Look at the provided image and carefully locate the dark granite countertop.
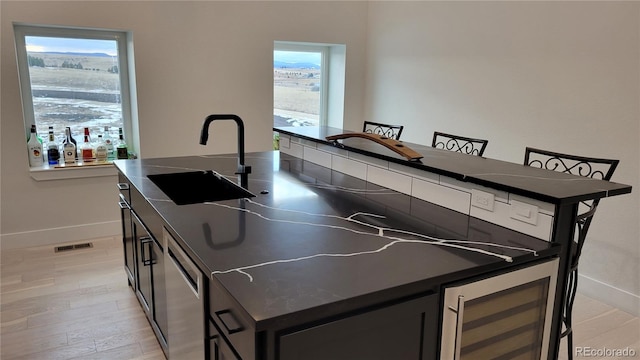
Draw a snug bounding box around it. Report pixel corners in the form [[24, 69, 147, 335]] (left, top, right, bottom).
[[115, 152, 558, 331], [274, 126, 632, 205]]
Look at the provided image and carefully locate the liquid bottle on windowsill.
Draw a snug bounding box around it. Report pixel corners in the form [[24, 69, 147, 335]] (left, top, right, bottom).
[[27, 125, 44, 167], [103, 126, 115, 161], [95, 135, 108, 162], [63, 126, 78, 160], [63, 127, 77, 165], [46, 129, 60, 166], [116, 127, 128, 159], [81, 128, 94, 163]]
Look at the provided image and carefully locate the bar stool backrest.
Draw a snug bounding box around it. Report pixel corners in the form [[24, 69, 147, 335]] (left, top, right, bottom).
[[363, 121, 404, 140], [432, 131, 489, 156]]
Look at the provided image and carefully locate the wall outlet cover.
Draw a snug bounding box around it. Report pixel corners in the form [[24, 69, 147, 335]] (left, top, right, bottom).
[[471, 189, 495, 211], [510, 200, 539, 225]]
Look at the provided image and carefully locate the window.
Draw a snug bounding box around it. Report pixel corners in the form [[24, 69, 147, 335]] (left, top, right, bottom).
[[14, 24, 136, 169], [274, 41, 346, 128]]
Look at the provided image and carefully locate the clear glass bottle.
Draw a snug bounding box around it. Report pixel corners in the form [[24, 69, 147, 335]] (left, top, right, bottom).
[[46, 129, 60, 165], [103, 126, 115, 161], [116, 127, 129, 159], [27, 126, 44, 167], [63, 127, 77, 165], [95, 134, 108, 162]]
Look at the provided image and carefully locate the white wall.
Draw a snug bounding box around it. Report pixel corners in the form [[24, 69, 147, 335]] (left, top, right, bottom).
[[0, 1, 368, 246], [364, 1, 640, 315], [2, 0, 638, 315]]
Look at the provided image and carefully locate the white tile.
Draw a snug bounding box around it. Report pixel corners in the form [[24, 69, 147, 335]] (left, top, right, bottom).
[[301, 139, 317, 148], [280, 142, 303, 159], [367, 165, 412, 195], [332, 155, 367, 180], [279, 135, 291, 149], [349, 152, 389, 169], [412, 178, 471, 215], [470, 201, 554, 241], [303, 146, 332, 168], [440, 176, 509, 203], [318, 143, 348, 156], [389, 162, 439, 184]]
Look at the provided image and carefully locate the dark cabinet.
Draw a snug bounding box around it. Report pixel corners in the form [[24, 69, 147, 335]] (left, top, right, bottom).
[[133, 211, 153, 314], [279, 293, 438, 360], [117, 173, 168, 355], [119, 194, 135, 287], [209, 316, 240, 360]]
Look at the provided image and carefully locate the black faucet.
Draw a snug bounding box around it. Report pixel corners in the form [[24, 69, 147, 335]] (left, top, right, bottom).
[[199, 114, 252, 189]]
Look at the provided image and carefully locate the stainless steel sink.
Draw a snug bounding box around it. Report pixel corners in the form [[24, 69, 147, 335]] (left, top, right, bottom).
[[147, 170, 255, 205]]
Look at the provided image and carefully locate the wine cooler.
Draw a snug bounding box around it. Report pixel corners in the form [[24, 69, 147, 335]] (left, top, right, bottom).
[[440, 258, 559, 360]]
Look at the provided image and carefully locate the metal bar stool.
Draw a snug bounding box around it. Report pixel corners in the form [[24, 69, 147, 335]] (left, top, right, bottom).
[[524, 147, 619, 360], [432, 131, 489, 156], [363, 121, 404, 140]]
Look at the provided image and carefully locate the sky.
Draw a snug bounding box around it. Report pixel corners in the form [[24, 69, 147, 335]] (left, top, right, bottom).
[[25, 36, 118, 56], [274, 50, 320, 65], [25, 37, 319, 64]]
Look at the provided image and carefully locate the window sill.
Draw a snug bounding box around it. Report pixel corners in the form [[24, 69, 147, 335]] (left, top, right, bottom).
[[29, 162, 117, 181]]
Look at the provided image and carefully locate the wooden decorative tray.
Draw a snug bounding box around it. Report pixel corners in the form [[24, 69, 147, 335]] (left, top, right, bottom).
[[325, 132, 423, 161]]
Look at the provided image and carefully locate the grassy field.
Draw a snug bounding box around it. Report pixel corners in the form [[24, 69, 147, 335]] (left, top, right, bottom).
[[274, 67, 320, 125], [28, 52, 120, 92], [26, 52, 123, 138], [26, 52, 320, 136]]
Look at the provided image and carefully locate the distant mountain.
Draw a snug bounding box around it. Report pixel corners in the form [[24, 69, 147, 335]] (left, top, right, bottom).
[[274, 60, 320, 69], [30, 51, 115, 58]]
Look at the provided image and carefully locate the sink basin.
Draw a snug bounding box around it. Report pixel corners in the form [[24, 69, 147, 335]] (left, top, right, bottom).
[[147, 170, 255, 205]]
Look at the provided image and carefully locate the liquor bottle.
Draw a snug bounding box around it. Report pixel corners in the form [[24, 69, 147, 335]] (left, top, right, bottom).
[[27, 126, 44, 167], [63, 127, 77, 165], [46, 129, 60, 165], [81, 129, 94, 163], [103, 126, 115, 161], [83, 127, 92, 143], [95, 134, 108, 162], [27, 124, 43, 144], [116, 128, 129, 160], [63, 126, 78, 159]]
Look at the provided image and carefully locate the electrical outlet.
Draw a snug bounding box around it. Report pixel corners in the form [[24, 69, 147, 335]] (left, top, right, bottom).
[[471, 189, 495, 211], [510, 200, 539, 225]]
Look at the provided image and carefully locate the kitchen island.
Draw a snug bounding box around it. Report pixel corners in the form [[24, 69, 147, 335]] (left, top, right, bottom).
[[273, 125, 633, 360], [115, 150, 571, 359]]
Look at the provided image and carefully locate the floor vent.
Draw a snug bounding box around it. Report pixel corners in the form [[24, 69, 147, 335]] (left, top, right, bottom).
[[55, 242, 94, 253]]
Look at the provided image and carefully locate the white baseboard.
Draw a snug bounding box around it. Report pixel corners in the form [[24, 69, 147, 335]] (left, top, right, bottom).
[[0, 221, 121, 250], [579, 273, 640, 317]]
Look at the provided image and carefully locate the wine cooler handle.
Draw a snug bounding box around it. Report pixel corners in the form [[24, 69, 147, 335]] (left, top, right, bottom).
[[454, 295, 465, 360], [140, 237, 152, 266]]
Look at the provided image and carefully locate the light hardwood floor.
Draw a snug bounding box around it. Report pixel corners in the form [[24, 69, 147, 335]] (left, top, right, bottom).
[[1, 236, 164, 360], [1, 236, 638, 360]]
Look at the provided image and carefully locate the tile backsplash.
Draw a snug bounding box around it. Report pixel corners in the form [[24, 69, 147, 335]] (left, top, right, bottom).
[[279, 133, 554, 241]]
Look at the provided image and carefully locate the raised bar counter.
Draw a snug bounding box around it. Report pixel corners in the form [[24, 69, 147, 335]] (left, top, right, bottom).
[[274, 125, 631, 204]]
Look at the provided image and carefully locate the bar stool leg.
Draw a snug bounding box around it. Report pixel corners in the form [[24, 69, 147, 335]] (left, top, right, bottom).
[[562, 268, 579, 360]]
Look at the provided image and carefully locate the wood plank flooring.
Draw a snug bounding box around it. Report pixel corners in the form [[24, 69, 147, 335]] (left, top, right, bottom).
[[1, 236, 164, 360], [1, 236, 638, 359]]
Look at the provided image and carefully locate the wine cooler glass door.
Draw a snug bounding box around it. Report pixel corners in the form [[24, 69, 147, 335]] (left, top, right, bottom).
[[440, 258, 559, 360]]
